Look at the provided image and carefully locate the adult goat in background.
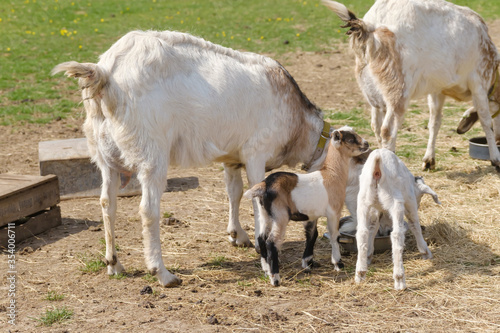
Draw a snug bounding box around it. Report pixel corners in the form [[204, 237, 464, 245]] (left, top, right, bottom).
[[52, 30, 332, 287], [322, 0, 500, 171]]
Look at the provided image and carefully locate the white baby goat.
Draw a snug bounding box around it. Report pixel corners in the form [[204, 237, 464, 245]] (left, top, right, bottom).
[[323, 0, 500, 171], [52, 30, 332, 287], [355, 148, 441, 290], [245, 126, 369, 286]]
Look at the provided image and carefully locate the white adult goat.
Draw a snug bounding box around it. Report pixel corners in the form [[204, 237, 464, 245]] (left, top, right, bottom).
[[323, 0, 500, 171], [52, 30, 332, 287]]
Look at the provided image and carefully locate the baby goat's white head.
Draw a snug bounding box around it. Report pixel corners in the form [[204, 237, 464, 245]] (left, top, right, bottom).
[[331, 126, 370, 156], [414, 176, 441, 207]]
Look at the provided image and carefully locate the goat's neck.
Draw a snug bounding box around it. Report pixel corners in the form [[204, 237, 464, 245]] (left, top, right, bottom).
[[320, 147, 351, 213]]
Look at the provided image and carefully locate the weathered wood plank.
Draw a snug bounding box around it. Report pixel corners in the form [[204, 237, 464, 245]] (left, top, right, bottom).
[[0, 206, 62, 247], [0, 174, 60, 227]]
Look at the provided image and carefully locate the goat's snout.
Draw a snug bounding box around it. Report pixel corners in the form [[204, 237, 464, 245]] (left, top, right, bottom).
[[361, 140, 370, 152]]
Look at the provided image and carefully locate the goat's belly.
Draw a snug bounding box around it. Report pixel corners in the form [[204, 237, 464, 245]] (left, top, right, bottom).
[[291, 173, 329, 220], [441, 86, 472, 102]]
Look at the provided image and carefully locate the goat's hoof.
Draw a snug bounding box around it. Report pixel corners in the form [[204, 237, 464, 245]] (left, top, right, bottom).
[[355, 271, 366, 284], [159, 275, 182, 288], [302, 256, 314, 272], [270, 274, 281, 286], [228, 232, 253, 248], [333, 260, 344, 271], [421, 249, 433, 260], [107, 261, 125, 275], [394, 277, 406, 291], [422, 159, 435, 171]]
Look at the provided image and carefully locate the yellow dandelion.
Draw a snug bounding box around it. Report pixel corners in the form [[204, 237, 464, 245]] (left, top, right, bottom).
[[25, 30, 31, 34], [247, 37, 251, 41], [268, 18, 271, 22], [7, 47, 11, 51], [216, 33, 219, 37], [49, 19, 53, 23], [231, 36, 234, 39], [296, 33, 300, 37], [100, 18, 104, 22], [32, 32, 35, 35], [153, 0, 157, 2], [285, 18, 290, 22], [177, 11, 180, 15], [95, 28, 99, 32], [303, 1, 307, 5], [51, 31, 55, 35], [337, 29, 341, 33], [222, 31, 226, 37], [73, 19, 77, 23], [126, 7, 130, 10], [55, 0, 58, 2], [276, 17, 282, 21], [11, 9, 15, 13], [260, 36, 264, 40], [79, 45, 82, 49], [0, 18, 2, 23], [73, 30, 77, 34], [71, 2, 74, 5], [291, 17, 294, 21], [197, 17, 201, 21], [180, 20, 184, 24]]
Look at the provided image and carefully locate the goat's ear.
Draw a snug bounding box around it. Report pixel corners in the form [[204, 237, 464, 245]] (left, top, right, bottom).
[[416, 182, 441, 205], [332, 130, 342, 142]]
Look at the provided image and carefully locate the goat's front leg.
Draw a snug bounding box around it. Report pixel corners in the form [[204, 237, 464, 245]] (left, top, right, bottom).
[[326, 210, 343, 271], [405, 203, 432, 259], [100, 166, 125, 275], [302, 220, 318, 271], [138, 167, 181, 287], [366, 209, 381, 266], [389, 202, 406, 291], [423, 93, 445, 170], [223, 164, 252, 248], [245, 158, 266, 253]]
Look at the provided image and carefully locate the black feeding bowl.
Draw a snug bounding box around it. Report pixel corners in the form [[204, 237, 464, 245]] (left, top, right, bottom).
[[469, 137, 500, 160]]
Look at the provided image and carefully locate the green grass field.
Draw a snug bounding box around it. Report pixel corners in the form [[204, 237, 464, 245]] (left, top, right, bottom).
[[0, 0, 498, 125]]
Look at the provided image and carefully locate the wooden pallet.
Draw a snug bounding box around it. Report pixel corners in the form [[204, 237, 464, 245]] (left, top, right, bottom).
[[0, 174, 60, 227], [0, 206, 61, 247], [0, 174, 61, 246]]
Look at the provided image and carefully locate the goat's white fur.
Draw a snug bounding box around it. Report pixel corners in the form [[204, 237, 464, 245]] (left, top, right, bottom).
[[323, 0, 500, 171], [355, 148, 441, 290], [52, 30, 329, 287]]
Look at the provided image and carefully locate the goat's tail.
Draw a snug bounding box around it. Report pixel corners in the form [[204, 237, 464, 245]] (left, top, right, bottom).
[[372, 154, 382, 185], [52, 61, 107, 100], [322, 0, 370, 41], [243, 182, 266, 200]]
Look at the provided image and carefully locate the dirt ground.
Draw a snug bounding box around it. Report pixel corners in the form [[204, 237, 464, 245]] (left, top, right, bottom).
[[1, 21, 500, 333]]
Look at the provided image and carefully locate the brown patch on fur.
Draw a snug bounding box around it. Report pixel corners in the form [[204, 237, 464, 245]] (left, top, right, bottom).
[[265, 64, 323, 167], [369, 28, 405, 114], [381, 126, 391, 143], [441, 86, 473, 102]]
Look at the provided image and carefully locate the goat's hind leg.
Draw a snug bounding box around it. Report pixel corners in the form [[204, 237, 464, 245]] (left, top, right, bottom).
[[302, 219, 318, 272], [471, 81, 500, 171], [138, 167, 181, 287], [224, 164, 252, 248], [100, 167, 125, 275], [423, 93, 445, 170], [389, 202, 406, 291]]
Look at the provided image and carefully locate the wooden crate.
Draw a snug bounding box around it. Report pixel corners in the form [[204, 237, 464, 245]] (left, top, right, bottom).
[[0, 174, 60, 227], [0, 206, 62, 247]]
